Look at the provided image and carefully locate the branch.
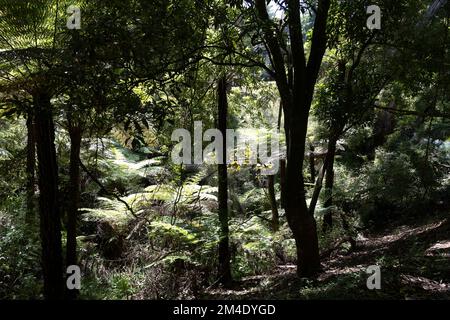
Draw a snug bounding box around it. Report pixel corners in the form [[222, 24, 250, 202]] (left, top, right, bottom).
[[287, 0, 307, 94], [375, 105, 450, 119], [254, 0, 291, 105], [306, 0, 331, 96], [199, 55, 271, 73], [347, 34, 376, 82]]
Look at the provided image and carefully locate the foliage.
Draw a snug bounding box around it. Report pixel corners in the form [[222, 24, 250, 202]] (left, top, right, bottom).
[[0, 197, 41, 299], [0, 0, 449, 300]]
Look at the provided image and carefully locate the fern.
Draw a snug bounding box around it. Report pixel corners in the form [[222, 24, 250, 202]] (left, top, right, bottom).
[[82, 197, 132, 230]]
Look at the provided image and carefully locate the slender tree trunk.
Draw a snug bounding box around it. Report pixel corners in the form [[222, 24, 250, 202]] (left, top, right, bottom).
[[277, 102, 286, 215], [323, 137, 337, 232], [277, 102, 287, 212], [217, 76, 232, 286], [309, 143, 315, 183], [66, 124, 81, 298], [25, 111, 36, 225], [34, 92, 64, 300], [267, 175, 279, 232], [309, 158, 327, 216], [279, 159, 286, 209]]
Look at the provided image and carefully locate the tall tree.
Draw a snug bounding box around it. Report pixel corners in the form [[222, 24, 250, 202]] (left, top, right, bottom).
[[34, 89, 64, 299], [217, 76, 232, 285], [252, 0, 331, 276], [0, 0, 71, 298]]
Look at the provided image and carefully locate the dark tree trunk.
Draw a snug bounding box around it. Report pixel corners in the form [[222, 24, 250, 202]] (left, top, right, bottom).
[[25, 111, 36, 225], [285, 121, 321, 277], [34, 92, 64, 300], [217, 76, 232, 286], [323, 137, 337, 232], [268, 175, 279, 232], [66, 124, 81, 299]]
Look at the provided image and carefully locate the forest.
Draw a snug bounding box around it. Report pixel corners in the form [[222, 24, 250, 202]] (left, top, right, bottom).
[[0, 0, 449, 301]]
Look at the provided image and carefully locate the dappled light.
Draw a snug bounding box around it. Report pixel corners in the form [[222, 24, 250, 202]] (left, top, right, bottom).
[[0, 0, 449, 304]]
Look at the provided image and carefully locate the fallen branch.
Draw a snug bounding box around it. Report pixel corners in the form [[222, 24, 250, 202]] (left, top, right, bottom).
[[320, 236, 356, 259]]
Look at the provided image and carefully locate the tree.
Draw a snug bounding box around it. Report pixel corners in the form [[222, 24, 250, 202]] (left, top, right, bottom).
[[217, 75, 232, 285], [250, 0, 331, 276], [0, 0, 72, 298], [34, 89, 64, 298]]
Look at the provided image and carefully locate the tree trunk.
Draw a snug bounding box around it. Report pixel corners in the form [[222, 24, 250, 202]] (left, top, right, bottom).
[[66, 124, 81, 299], [267, 175, 279, 232], [309, 158, 327, 216], [309, 143, 315, 183], [323, 137, 337, 232], [25, 111, 36, 225], [279, 158, 286, 209], [217, 76, 232, 286], [286, 187, 321, 277], [285, 122, 320, 277], [34, 92, 64, 300]]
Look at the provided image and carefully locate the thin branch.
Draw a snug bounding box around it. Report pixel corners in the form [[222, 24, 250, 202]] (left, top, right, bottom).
[[374, 105, 450, 119]]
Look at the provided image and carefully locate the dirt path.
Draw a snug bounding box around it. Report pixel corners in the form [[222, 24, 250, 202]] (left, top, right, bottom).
[[203, 216, 450, 300]]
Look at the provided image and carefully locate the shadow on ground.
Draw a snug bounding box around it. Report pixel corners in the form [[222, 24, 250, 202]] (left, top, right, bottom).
[[202, 213, 450, 300]]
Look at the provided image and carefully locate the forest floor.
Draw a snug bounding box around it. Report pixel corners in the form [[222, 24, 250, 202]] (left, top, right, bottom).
[[203, 213, 450, 300]]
